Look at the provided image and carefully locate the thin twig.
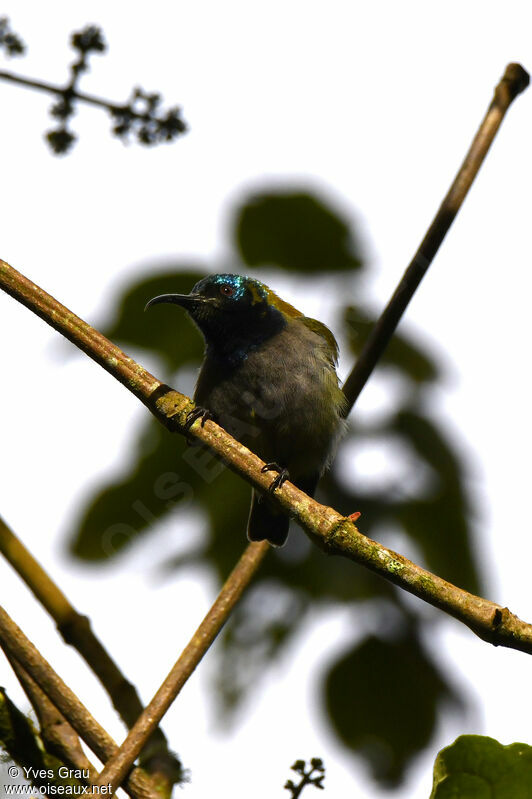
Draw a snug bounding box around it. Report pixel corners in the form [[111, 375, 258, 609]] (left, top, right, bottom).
[[341, 63, 529, 412], [285, 758, 326, 798], [3, 648, 99, 780], [0, 37, 186, 155], [94, 540, 269, 793], [0, 606, 160, 799], [0, 515, 182, 793], [0, 69, 170, 124], [0, 70, 125, 111]]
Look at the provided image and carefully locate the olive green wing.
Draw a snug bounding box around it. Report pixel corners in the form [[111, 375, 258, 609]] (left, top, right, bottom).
[[300, 316, 340, 365]]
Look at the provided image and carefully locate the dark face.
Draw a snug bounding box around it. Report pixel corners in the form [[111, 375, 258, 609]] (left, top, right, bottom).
[[190, 274, 267, 311], [146, 274, 284, 353]]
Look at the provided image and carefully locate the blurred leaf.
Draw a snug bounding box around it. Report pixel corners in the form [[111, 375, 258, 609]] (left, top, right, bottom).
[[325, 631, 463, 787], [215, 582, 308, 713], [321, 452, 407, 534], [70, 418, 250, 563], [430, 735, 532, 799], [102, 266, 206, 371], [234, 191, 364, 272], [393, 410, 480, 595], [321, 411, 481, 596], [398, 497, 478, 594], [395, 410, 465, 481], [214, 554, 396, 720], [72, 412, 273, 570], [345, 305, 440, 384]]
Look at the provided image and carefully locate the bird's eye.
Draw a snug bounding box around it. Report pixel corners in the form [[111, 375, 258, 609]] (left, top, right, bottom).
[[219, 284, 235, 297]]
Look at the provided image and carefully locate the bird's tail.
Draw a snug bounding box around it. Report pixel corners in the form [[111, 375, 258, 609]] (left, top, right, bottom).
[[247, 490, 290, 547]]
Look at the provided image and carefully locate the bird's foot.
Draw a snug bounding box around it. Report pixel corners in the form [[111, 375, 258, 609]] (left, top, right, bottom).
[[184, 406, 214, 431], [261, 462, 290, 493], [347, 511, 361, 522]]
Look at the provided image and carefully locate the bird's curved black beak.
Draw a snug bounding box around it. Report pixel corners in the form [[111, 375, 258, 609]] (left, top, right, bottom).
[[144, 293, 214, 312]]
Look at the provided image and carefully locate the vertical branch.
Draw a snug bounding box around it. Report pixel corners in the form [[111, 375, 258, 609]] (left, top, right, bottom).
[[342, 63, 529, 412], [95, 541, 269, 794]]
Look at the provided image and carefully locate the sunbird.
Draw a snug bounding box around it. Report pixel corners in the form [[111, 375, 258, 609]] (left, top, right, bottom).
[[146, 274, 346, 546]]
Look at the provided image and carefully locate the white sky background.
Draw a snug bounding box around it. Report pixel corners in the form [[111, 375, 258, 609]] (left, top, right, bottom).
[[0, 1, 531, 797]]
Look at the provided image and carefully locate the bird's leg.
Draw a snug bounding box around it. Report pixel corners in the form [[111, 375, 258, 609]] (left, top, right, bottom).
[[261, 462, 290, 493], [184, 406, 214, 431]]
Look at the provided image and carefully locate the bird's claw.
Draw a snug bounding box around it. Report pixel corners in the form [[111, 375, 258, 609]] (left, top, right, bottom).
[[261, 462, 290, 493], [184, 406, 213, 431]]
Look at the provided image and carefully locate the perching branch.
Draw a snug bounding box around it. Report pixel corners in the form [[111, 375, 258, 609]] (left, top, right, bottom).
[[94, 540, 269, 794], [342, 62, 529, 412], [0, 515, 183, 794], [2, 247, 532, 655], [0, 606, 160, 799]]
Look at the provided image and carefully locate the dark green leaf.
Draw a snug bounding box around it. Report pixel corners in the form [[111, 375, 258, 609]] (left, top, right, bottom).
[[71, 419, 213, 560], [215, 581, 308, 712], [345, 305, 440, 383], [325, 632, 463, 787], [392, 410, 481, 594], [430, 735, 532, 799], [234, 191, 364, 273], [102, 267, 207, 371]]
